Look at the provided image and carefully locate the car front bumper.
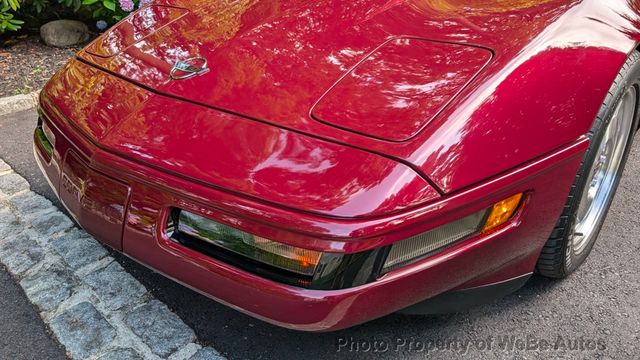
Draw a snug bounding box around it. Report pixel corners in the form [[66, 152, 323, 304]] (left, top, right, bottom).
[[34, 91, 588, 331]]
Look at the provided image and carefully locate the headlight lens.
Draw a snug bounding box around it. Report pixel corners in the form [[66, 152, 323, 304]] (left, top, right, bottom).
[[173, 210, 322, 276], [168, 193, 524, 285], [42, 121, 56, 149], [35, 116, 55, 158]]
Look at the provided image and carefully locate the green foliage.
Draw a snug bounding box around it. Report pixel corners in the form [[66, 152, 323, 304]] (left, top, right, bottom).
[[28, 0, 47, 14], [82, 0, 139, 24], [2, 0, 142, 34], [1, 0, 20, 11], [1, 0, 24, 33]]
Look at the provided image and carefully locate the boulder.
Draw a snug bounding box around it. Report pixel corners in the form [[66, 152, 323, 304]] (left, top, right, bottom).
[[40, 20, 90, 48]]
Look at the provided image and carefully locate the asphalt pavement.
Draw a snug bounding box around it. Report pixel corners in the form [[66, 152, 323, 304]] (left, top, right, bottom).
[[0, 264, 67, 360], [1, 108, 639, 359], [0, 109, 68, 360]]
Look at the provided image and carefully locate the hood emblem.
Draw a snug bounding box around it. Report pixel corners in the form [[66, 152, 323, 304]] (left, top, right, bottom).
[[169, 56, 209, 80]]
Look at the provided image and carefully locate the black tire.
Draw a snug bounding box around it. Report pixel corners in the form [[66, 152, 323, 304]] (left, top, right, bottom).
[[536, 51, 640, 278]]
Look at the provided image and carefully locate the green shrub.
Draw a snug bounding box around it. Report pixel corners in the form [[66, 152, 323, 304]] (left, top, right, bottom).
[[82, 0, 142, 25], [2, 0, 145, 34], [1, 0, 24, 33]]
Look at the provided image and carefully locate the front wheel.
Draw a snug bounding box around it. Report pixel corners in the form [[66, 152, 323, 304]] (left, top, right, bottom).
[[536, 51, 640, 278]]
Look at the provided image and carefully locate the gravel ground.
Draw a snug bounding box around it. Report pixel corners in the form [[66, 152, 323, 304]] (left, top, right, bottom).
[[0, 35, 80, 98]]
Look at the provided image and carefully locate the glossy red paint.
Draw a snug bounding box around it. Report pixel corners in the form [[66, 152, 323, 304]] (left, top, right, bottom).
[[311, 38, 493, 141], [42, 59, 440, 219], [59, 152, 130, 250], [85, 5, 188, 58], [77, 0, 640, 193], [34, 0, 640, 330]]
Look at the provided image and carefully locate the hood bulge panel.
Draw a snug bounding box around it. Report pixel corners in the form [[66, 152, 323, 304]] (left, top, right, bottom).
[[311, 38, 492, 141]]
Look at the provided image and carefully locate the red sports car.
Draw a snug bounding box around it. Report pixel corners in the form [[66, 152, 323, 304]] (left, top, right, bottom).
[[34, 0, 640, 331]]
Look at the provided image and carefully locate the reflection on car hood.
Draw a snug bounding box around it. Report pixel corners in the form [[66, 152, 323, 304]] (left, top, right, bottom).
[[42, 59, 441, 219], [75, 0, 617, 195]]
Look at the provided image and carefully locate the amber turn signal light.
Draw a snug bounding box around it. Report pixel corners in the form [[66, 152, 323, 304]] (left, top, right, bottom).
[[482, 193, 524, 233]]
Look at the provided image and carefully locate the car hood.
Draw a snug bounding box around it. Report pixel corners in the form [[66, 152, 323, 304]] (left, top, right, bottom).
[[77, 0, 501, 140], [74, 0, 615, 195], [42, 59, 440, 219]]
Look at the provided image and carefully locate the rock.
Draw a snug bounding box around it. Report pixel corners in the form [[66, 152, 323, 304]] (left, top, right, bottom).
[[40, 20, 90, 48], [190, 347, 226, 360], [51, 229, 109, 270], [20, 263, 75, 312], [84, 261, 147, 311], [0, 207, 22, 243], [0, 233, 44, 277], [0, 172, 30, 197], [50, 302, 116, 359], [0, 159, 10, 173], [96, 348, 143, 360], [7, 191, 56, 219], [30, 211, 74, 237], [126, 300, 196, 357], [0, 91, 40, 117]]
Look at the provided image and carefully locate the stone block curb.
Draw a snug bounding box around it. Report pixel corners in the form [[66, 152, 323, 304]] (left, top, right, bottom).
[[0, 160, 226, 360], [0, 90, 40, 117]]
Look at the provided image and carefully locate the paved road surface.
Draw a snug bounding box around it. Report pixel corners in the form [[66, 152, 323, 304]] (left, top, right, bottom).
[[1, 108, 639, 359], [0, 110, 67, 360], [0, 264, 67, 360]]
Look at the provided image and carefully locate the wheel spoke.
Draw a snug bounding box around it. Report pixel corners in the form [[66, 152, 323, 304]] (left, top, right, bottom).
[[572, 87, 636, 255]]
